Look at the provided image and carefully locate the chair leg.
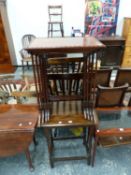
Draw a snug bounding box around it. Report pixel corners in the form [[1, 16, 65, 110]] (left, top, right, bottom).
[[60, 23, 64, 37], [33, 133, 38, 146], [83, 127, 86, 145], [48, 23, 50, 37], [44, 128, 54, 168], [22, 60, 24, 75], [25, 148, 34, 171], [51, 23, 53, 37], [91, 135, 98, 167], [27, 61, 29, 70], [86, 126, 95, 165]]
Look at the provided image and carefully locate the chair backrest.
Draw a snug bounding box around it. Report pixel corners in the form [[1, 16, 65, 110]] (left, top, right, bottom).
[[95, 83, 128, 107], [114, 68, 131, 87], [48, 5, 63, 22], [94, 69, 112, 87], [20, 34, 36, 59], [0, 80, 25, 95], [47, 57, 84, 102], [22, 34, 36, 48]]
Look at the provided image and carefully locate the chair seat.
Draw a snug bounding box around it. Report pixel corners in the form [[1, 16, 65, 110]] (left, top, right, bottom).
[[48, 21, 63, 24], [44, 114, 94, 128], [42, 101, 95, 127], [22, 57, 32, 62], [11, 91, 36, 97]]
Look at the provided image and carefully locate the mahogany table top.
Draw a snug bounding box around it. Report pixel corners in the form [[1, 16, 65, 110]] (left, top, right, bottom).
[[26, 36, 105, 54], [0, 104, 39, 131]]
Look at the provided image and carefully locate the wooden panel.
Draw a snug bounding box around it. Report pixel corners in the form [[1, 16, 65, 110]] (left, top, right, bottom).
[[122, 17, 131, 39], [124, 46, 131, 54], [122, 58, 131, 67], [122, 18, 131, 68], [126, 34, 131, 45], [98, 36, 125, 67], [0, 11, 14, 73]]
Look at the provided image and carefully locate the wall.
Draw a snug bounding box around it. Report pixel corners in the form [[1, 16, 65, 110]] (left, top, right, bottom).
[[116, 0, 131, 35], [7, 0, 85, 65], [6, 0, 131, 65]]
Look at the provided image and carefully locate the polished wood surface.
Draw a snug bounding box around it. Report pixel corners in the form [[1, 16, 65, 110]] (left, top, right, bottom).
[[91, 106, 131, 166], [122, 17, 131, 67], [27, 36, 105, 54], [95, 107, 131, 137], [0, 104, 38, 131], [43, 101, 97, 128]]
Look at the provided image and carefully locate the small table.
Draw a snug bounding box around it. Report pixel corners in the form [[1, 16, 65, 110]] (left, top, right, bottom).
[[0, 104, 39, 170], [96, 107, 131, 147]]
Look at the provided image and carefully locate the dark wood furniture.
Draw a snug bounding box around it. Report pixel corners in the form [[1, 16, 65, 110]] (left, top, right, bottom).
[[26, 36, 105, 167], [98, 36, 125, 67], [92, 107, 131, 165], [94, 69, 112, 87], [95, 84, 128, 107], [91, 84, 129, 166], [122, 17, 131, 67], [0, 104, 39, 170]]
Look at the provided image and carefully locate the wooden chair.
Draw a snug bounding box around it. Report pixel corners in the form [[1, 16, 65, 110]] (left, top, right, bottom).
[[91, 83, 129, 166], [48, 5, 64, 37], [40, 57, 97, 167], [95, 84, 128, 107], [95, 69, 112, 87], [20, 34, 36, 74], [114, 68, 131, 92]]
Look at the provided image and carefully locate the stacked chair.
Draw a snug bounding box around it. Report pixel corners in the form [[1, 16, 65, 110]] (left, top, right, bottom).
[[39, 56, 97, 167]]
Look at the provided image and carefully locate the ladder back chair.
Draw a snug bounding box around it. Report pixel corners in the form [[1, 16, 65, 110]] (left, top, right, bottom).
[[91, 83, 129, 166], [48, 5, 64, 37], [25, 36, 105, 168], [38, 57, 97, 167]]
